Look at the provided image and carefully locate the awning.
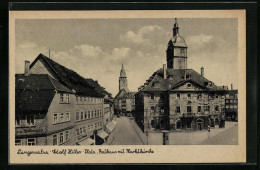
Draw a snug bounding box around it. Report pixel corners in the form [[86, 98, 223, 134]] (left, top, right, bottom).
[[97, 131, 109, 139], [77, 138, 95, 145], [106, 121, 116, 133]]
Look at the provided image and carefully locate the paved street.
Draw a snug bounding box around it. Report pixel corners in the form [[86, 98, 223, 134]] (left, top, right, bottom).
[[200, 124, 238, 145], [110, 116, 143, 145]]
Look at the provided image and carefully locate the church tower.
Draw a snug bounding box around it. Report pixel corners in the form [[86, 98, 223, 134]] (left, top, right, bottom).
[[119, 62, 129, 92], [166, 18, 188, 69]]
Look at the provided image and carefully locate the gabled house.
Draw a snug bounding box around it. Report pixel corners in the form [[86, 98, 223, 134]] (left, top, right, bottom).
[[16, 53, 112, 145], [15, 67, 75, 145]]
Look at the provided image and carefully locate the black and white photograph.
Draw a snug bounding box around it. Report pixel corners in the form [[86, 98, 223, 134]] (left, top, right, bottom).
[[9, 10, 246, 163]]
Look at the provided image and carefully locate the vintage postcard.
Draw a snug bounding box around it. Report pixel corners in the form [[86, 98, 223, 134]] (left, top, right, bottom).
[[9, 10, 246, 163]]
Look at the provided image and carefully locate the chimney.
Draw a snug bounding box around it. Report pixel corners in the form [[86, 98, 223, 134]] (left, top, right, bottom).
[[163, 64, 166, 79], [201, 66, 204, 77], [24, 60, 30, 76], [231, 83, 233, 90]]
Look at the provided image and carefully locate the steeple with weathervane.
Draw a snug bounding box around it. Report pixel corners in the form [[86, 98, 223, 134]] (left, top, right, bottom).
[[166, 18, 188, 69]]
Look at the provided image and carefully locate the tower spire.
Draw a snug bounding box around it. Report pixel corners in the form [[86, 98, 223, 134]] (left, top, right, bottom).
[[173, 18, 179, 36]]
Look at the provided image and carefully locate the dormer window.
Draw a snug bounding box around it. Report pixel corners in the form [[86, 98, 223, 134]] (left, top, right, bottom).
[[152, 81, 160, 88], [168, 75, 174, 80], [186, 74, 191, 79]]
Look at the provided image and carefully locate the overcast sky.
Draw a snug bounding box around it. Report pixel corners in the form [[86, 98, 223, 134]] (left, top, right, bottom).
[[15, 18, 238, 97]]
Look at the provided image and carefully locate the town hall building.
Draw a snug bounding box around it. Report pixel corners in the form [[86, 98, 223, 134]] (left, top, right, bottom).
[[135, 19, 232, 134]]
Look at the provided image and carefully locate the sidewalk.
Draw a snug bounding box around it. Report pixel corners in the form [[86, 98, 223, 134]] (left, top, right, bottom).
[[130, 118, 238, 145], [168, 121, 238, 145]]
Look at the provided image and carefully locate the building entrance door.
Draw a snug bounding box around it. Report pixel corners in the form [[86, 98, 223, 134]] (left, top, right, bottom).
[[197, 123, 202, 130]]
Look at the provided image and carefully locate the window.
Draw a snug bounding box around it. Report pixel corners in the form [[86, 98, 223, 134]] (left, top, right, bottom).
[[150, 107, 155, 114], [80, 97, 83, 103], [76, 112, 79, 121], [53, 113, 58, 124], [88, 111, 90, 119], [198, 106, 201, 112], [177, 94, 180, 99], [80, 128, 83, 134], [197, 94, 202, 100], [53, 134, 57, 145], [83, 127, 86, 134], [91, 111, 94, 118], [180, 48, 185, 54], [84, 97, 86, 103], [84, 112, 87, 120], [60, 113, 64, 122], [230, 105, 234, 109], [151, 94, 154, 99], [27, 138, 36, 145], [65, 131, 69, 141], [60, 132, 64, 143], [60, 93, 64, 103], [95, 110, 97, 117], [15, 117, 21, 127], [160, 107, 164, 114], [204, 105, 210, 111], [100, 110, 102, 116], [226, 99, 229, 104], [234, 100, 237, 104], [230, 100, 234, 103], [187, 94, 191, 99], [215, 105, 219, 111], [81, 112, 84, 120], [66, 94, 70, 103], [187, 106, 192, 113], [26, 116, 35, 126], [176, 107, 180, 114], [226, 105, 230, 109], [66, 113, 70, 121], [15, 139, 22, 145], [187, 83, 192, 87], [76, 129, 79, 135]]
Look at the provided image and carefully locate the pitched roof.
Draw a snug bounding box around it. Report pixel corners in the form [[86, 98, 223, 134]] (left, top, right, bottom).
[[16, 90, 55, 113], [16, 74, 73, 93], [15, 74, 73, 113], [85, 79, 112, 97], [141, 68, 225, 92], [30, 54, 104, 97]]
